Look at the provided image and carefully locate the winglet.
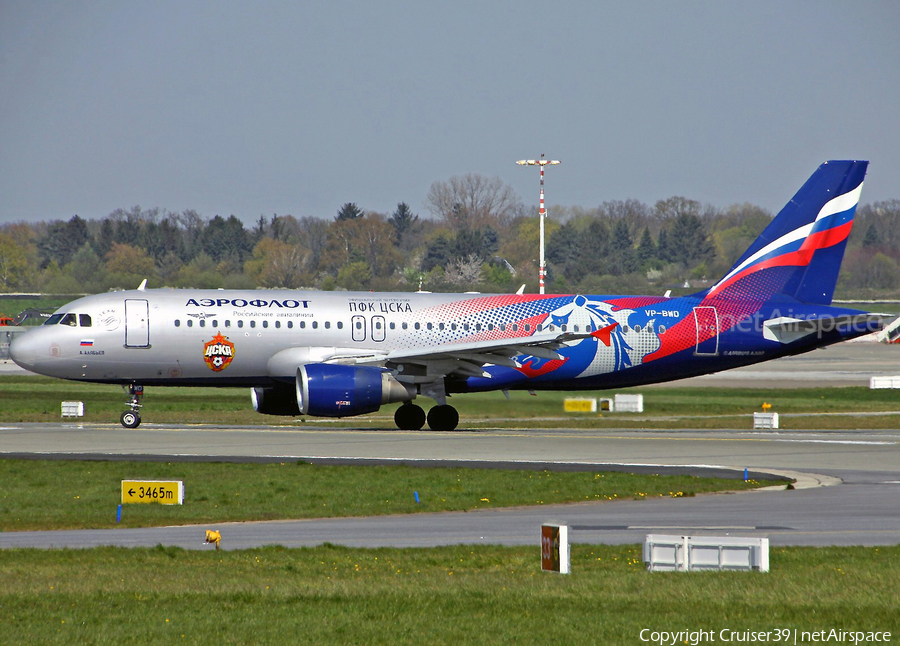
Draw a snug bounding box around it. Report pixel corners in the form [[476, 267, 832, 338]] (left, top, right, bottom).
[[137, 279, 148, 291]]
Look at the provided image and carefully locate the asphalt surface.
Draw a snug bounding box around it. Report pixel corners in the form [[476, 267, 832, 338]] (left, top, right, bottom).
[[1, 424, 898, 549], [1, 340, 899, 550]]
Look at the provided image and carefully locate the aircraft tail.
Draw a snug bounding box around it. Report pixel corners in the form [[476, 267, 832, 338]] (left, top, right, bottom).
[[705, 160, 867, 305]]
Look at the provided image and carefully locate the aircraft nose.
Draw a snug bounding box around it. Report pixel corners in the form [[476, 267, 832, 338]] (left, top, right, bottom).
[[9, 331, 37, 371]]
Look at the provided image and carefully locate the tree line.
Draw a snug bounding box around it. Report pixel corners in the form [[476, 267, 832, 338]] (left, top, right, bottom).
[[0, 175, 898, 297]]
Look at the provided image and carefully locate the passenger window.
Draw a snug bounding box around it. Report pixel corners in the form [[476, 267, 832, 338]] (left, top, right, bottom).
[[525, 325, 531, 332], [389, 322, 395, 330], [338, 321, 344, 330], [275, 321, 281, 329], [262, 320, 269, 328], [174, 319, 181, 327], [237, 320, 244, 328], [427, 323, 433, 331], [79, 314, 92, 327], [61, 314, 77, 327], [212, 319, 218, 327], [200, 320, 206, 327], [187, 319, 193, 327], [488, 324, 494, 331], [500, 324, 506, 332], [402, 322, 408, 330], [659, 325, 666, 334], [312, 321, 318, 329], [225, 320, 231, 327], [324, 321, 331, 329], [438, 323, 444, 331], [300, 321, 305, 329], [288, 321, 293, 329], [414, 323, 420, 330]]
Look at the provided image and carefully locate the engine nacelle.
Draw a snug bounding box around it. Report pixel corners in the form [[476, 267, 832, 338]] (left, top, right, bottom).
[[251, 385, 301, 416], [296, 363, 414, 417]]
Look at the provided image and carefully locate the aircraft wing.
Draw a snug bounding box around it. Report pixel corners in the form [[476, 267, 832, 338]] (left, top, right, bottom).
[[317, 325, 620, 380], [762, 313, 894, 344]]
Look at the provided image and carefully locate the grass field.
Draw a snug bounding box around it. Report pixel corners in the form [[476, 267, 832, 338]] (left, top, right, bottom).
[[4, 375, 900, 429], [0, 459, 773, 531], [0, 544, 896, 644]]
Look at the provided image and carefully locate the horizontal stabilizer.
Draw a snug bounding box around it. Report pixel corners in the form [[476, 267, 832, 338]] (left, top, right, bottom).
[[762, 314, 894, 344]]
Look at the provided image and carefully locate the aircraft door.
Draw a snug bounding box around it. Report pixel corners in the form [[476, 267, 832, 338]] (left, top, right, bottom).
[[351, 315, 366, 342], [372, 315, 386, 342], [125, 299, 150, 348], [692, 306, 718, 355]]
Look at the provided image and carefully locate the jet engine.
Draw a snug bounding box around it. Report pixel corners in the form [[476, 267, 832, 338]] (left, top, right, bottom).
[[296, 363, 414, 417], [251, 385, 301, 416]]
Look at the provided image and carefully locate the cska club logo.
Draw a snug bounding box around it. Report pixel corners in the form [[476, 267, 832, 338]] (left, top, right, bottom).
[[203, 332, 235, 371]]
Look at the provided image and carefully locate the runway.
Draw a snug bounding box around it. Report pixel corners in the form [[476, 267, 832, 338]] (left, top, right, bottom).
[[3, 339, 900, 549], [1, 423, 899, 549]]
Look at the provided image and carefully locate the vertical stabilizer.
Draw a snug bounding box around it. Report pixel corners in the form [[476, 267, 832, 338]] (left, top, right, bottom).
[[705, 160, 867, 305]]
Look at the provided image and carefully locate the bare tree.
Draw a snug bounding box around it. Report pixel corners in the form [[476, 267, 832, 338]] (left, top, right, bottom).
[[426, 174, 521, 231]]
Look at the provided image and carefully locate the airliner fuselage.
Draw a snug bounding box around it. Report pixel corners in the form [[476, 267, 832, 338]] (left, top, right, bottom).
[[9, 161, 886, 431]]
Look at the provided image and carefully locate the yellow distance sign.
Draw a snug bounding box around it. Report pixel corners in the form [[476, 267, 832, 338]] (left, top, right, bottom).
[[121, 480, 184, 505], [563, 397, 597, 413]]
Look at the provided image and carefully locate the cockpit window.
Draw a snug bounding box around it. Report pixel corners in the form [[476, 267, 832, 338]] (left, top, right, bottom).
[[45, 314, 64, 326], [60, 314, 77, 327], [79, 314, 92, 327]]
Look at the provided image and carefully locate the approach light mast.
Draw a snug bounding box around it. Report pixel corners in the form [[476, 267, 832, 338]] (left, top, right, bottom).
[[516, 155, 560, 295]]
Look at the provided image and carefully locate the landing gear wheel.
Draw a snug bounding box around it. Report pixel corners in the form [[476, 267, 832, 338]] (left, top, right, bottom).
[[426, 404, 459, 432], [120, 410, 141, 429], [394, 403, 426, 430]]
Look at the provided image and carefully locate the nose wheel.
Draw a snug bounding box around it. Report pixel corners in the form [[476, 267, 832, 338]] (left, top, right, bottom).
[[120, 410, 141, 429], [121, 385, 143, 428]]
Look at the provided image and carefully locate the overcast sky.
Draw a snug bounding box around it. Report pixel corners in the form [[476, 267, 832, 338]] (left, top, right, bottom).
[[1, 1, 898, 225]]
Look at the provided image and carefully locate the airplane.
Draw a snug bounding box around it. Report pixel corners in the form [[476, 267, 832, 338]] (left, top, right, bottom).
[[10, 160, 890, 431]]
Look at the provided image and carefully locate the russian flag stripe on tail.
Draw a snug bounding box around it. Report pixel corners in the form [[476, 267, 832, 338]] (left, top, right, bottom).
[[705, 160, 867, 305]]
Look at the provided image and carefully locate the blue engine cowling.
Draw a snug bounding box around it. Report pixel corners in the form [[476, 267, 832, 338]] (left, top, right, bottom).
[[296, 363, 415, 417]]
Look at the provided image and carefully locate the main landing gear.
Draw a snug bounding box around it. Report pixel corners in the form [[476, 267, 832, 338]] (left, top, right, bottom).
[[120, 384, 143, 429], [393, 402, 459, 431]]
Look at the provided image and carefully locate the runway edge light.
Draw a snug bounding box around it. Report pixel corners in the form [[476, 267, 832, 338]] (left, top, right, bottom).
[[540, 524, 570, 574]]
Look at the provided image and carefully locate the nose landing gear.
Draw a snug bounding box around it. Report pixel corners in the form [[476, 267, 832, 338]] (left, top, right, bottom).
[[120, 384, 143, 428]]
